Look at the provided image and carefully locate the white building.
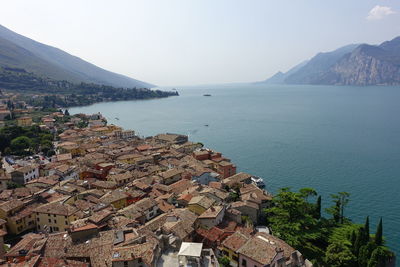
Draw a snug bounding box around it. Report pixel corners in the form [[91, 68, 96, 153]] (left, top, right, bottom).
[[11, 165, 39, 184], [115, 130, 135, 139]]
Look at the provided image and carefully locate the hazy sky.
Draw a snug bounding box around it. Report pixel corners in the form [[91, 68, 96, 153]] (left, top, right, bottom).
[[1, 0, 400, 86]]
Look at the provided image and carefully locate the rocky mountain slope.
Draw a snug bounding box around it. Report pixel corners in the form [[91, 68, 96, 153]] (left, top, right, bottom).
[[261, 37, 400, 86]]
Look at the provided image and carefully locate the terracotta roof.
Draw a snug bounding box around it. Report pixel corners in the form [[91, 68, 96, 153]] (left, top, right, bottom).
[[34, 201, 78, 216], [100, 190, 127, 205], [222, 172, 252, 186], [237, 232, 295, 265], [38, 257, 88, 267], [196, 227, 224, 242], [222, 231, 250, 252], [188, 195, 215, 210], [160, 168, 183, 179], [0, 199, 24, 213], [198, 205, 224, 219], [70, 223, 98, 233], [157, 199, 175, 213], [5, 233, 44, 257]]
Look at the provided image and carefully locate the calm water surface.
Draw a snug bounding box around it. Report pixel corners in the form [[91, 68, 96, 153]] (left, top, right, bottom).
[[71, 84, 400, 256]]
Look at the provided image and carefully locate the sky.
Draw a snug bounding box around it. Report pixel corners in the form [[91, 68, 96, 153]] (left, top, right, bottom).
[[1, 0, 400, 86]]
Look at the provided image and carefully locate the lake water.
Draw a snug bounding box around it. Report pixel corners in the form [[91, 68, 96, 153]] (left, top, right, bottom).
[[70, 84, 400, 255]]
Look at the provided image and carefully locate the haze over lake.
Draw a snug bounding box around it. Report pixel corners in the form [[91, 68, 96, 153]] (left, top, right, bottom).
[[70, 84, 400, 255]]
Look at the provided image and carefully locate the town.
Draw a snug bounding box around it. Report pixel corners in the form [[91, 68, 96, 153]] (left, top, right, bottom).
[[0, 93, 313, 267]]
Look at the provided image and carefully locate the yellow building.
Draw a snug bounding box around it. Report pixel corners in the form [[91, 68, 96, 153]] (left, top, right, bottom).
[[99, 190, 128, 210], [187, 195, 215, 215], [6, 204, 38, 235], [34, 201, 79, 233], [17, 116, 33, 127], [116, 154, 140, 164], [0, 200, 37, 235], [220, 231, 250, 266], [58, 144, 85, 157], [90, 126, 112, 136]]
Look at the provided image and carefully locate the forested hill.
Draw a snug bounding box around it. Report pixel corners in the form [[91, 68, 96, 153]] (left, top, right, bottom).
[[0, 67, 177, 107]]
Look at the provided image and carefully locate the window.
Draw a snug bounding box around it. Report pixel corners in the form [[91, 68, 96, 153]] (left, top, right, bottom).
[[37, 218, 40, 222], [37, 225, 40, 230], [65, 221, 68, 225], [53, 227, 59, 231], [242, 259, 247, 267], [48, 219, 51, 223], [123, 261, 128, 267], [54, 220, 57, 223]]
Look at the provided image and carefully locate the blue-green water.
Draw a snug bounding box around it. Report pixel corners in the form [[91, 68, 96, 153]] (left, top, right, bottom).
[[70, 84, 400, 255]]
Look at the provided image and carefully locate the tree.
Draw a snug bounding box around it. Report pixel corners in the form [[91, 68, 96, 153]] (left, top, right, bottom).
[[326, 197, 341, 223], [7, 181, 23, 189], [364, 216, 370, 242], [324, 242, 357, 267], [264, 188, 320, 256], [338, 192, 350, 224], [327, 192, 350, 224], [374, 218, 383, 246], [354, 227, 366, 256], [315, 195, 321, 219], [358, 242, 377, 267], [350, 230, 356, 244], [218, 256, 231, 267], [368, 246, 394, 267], [299, 188, 317, 202], [10, 136, 32, 154]]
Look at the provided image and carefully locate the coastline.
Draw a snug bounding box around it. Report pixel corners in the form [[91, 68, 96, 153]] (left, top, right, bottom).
[[68, 84, 400, 258]]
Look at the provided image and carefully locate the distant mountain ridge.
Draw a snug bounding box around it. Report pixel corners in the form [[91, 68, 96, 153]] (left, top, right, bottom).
[[256, 60, 308, 84], [0, 24, 154, 88], [261, 37, 400, 86]]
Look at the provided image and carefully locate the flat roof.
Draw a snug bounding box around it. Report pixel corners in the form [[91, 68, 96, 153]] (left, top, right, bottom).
[[178, 242, 203, 257]]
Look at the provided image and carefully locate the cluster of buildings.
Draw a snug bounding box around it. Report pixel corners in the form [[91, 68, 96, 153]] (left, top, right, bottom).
[[0, 92, 39, 128], [0, 111, 312, 267]]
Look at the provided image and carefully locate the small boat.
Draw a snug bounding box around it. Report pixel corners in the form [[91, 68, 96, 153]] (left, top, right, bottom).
[[115, 117, 119, 120], [204, 124, 209, 127], [203, 94, 212, 97], [251, 176, 265, 188]]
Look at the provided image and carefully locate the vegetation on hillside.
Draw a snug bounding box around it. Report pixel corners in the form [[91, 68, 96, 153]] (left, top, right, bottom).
[[264, 188, 395, 266], [0, 67, 178, 107]]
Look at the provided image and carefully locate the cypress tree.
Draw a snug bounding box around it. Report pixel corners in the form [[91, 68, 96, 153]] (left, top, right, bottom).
[[364, 216, 370, 242], [354, 227, 365, 255], [375, 218, 383, 246], [333, 200, 341, 223], [350, 230, 356, 247], [315, 195, 321, 219]]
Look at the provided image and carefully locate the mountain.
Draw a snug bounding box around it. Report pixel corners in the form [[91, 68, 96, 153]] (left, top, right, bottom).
[[284, 44, 359, 84], [319, 37, 400, 85], [260, 36, 400, 86], [258, 60, 309, 84], [0, 24, 154, 88]]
